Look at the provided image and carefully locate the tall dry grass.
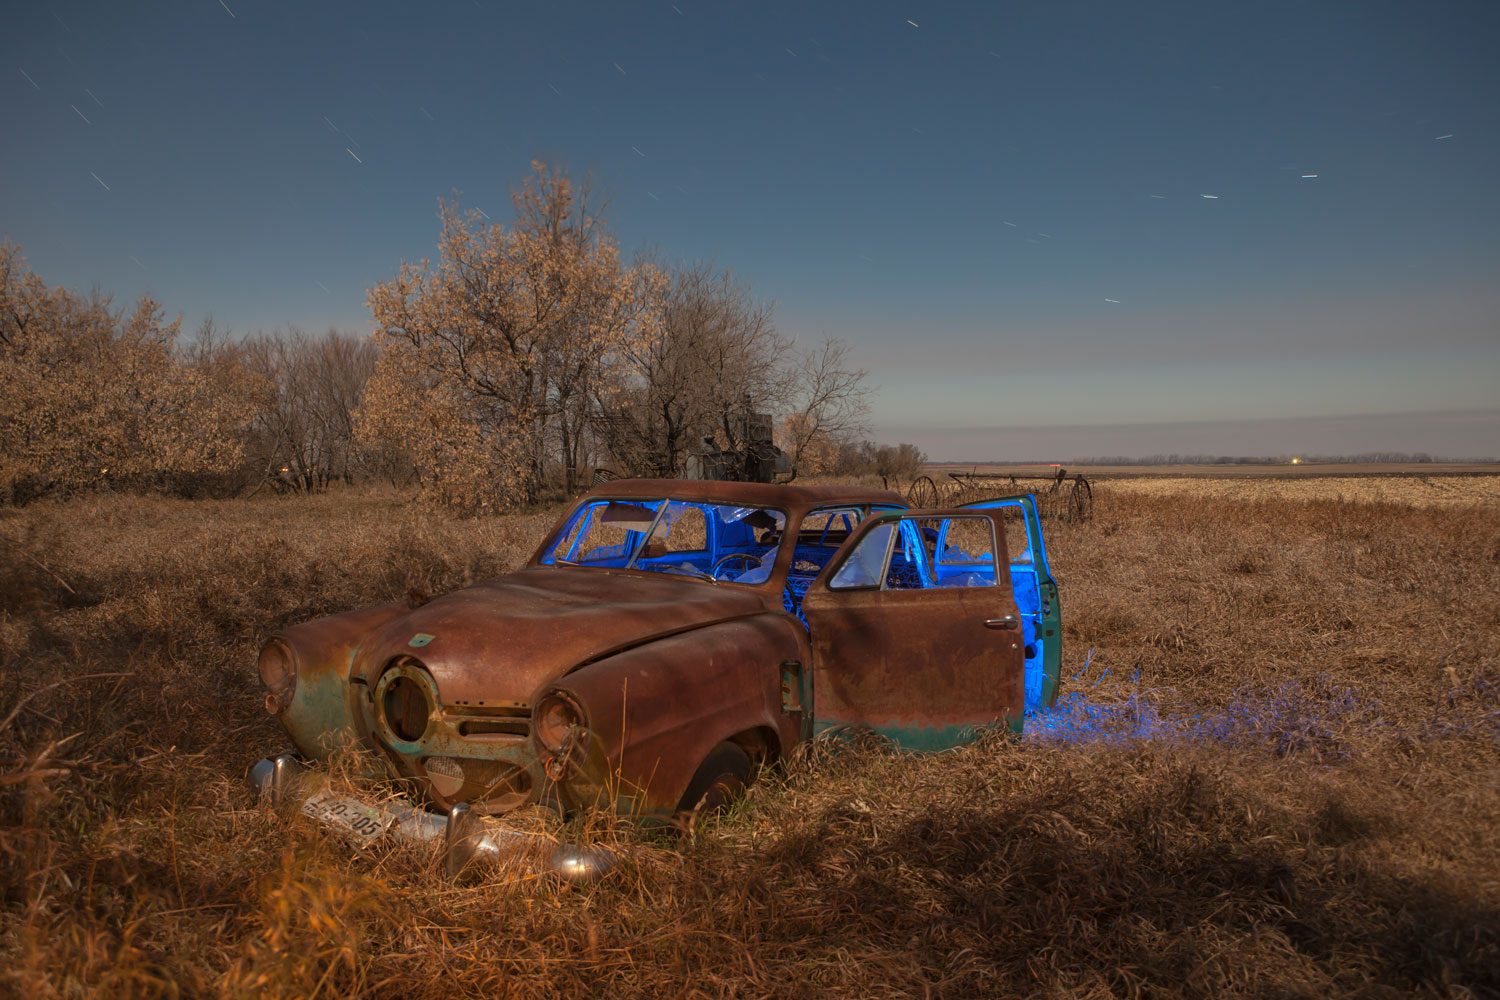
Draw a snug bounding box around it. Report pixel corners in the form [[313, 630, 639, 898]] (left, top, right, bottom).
[[1, 481, 1497, 998]]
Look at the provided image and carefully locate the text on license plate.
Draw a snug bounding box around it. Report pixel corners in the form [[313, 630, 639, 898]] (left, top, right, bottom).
[[300, 790, 390, 845]]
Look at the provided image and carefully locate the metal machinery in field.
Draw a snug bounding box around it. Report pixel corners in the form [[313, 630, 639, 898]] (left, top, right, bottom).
[[907, 466, 1094, 521]]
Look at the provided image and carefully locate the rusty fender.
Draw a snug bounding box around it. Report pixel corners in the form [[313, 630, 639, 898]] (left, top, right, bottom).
[[265, 602, 410, 762], [548, 614, 808, 815]]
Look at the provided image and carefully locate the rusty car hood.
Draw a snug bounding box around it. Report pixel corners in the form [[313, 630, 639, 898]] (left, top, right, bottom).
[[353, 567, 768, 705]]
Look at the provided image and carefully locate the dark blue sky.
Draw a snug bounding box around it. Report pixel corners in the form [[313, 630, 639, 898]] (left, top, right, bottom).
[[4, 0, 1497, 458]]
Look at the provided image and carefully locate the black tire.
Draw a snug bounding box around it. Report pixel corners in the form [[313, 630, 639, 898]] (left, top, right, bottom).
[[675, 741, 751, 832]]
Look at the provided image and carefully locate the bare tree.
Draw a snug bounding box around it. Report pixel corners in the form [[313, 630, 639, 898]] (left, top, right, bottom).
[[593, 262, 789, 478], [776, 338, 870, 481], [243, 328, 377, 492]]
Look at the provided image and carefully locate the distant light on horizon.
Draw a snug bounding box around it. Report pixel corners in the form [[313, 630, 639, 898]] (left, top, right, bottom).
[[3, 0, 1494, 458]]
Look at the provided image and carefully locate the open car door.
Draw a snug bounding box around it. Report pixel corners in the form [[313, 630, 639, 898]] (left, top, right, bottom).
[[800, 508, 1027, 749], [957, 494, 1062, 713]]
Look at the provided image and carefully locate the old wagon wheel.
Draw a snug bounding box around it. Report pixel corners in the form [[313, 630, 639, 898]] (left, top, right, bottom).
[[907, 475, 940, 508], [1067, 476, 1094, 521]]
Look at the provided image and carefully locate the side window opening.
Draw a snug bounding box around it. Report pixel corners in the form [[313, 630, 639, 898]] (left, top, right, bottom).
[[828, 515, 999, 591], [829, 521, 895, 589], [1000, 506, 1031, 567], [934, 516, 999, 588]]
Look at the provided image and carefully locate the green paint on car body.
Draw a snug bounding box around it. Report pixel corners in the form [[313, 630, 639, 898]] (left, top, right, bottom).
[[811, 716, 1021, 751], [408, 633, 435, 648]]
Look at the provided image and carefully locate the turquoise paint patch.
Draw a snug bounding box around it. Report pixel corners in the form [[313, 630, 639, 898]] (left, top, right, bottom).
[[812, 717, 1021, 751], [408, 633, 435, 648]]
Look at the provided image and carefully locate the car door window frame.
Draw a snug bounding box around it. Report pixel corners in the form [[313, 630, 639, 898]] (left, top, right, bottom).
[[826, 512, 1004, 592]]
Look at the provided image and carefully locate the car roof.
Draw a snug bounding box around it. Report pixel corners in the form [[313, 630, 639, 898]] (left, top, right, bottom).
[[583, 478, 908, 514]]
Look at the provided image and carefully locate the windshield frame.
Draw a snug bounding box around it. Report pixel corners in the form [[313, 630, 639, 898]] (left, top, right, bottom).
[[533, 495, 792, 588]]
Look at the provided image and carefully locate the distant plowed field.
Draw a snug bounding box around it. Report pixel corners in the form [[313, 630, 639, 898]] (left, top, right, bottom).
[[918, 464, 1500, 508], [1100, 473, 1500, 507]]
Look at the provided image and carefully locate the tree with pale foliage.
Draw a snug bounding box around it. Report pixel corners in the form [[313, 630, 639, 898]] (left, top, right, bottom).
[[0, 244, 261, 501], [357, 163, 665, 511]]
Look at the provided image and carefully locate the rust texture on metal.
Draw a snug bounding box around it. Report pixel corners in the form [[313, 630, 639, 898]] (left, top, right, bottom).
[[258, 478, 1059, 827], [803, 585, 1026, 739], [802, 509, 1026, 746], [268, 602, 410, 761], [549, 614, 808, 813]]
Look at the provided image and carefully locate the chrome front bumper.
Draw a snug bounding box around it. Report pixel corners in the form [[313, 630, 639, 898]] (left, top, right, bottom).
[[247, 753, 616, 880]]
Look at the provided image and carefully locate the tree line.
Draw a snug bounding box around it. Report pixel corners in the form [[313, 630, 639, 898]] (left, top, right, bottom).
[[1071, 453, 1449, 466], [1, 163, 923, 510]]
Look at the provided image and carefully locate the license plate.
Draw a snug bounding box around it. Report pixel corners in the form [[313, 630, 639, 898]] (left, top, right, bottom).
[[300, 790, 391, 846]]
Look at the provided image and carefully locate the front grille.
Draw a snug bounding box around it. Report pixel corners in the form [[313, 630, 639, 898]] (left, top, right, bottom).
[[444, 704, 531, 740], [459, 719, 530, 738], [420, 756, 533, 813], [423, 756, 464, 780]]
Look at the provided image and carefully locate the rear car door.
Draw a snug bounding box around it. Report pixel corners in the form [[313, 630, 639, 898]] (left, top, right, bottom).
[[800, 509, 1026, 748]]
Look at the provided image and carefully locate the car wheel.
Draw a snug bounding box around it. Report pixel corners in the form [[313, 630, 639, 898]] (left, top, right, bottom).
[[675, 741, 751, 833]]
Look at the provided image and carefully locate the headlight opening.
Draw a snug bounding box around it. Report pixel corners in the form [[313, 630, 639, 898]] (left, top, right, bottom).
[[533, 690, 590, 776], [258, 639, 296, 714], [375, 659, 437, 747]]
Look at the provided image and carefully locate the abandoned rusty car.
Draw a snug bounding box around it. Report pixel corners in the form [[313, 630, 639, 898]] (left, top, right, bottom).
[[250, 480, 1061, 872]]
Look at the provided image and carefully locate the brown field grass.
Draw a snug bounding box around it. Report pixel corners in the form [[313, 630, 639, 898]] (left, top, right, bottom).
[[2, 481, 1497, 998], [1097, 474, 1500, 508], [925, 462, 1500, 479]]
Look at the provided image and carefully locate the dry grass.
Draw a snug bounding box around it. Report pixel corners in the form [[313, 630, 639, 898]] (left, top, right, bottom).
[[1, 480, 1497, 998], [1099, 474, 1500, 508]]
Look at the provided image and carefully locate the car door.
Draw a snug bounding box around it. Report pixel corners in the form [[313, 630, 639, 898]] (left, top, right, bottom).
[[957, 494, 1062, 713], [799, 509, 1027, 748]]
